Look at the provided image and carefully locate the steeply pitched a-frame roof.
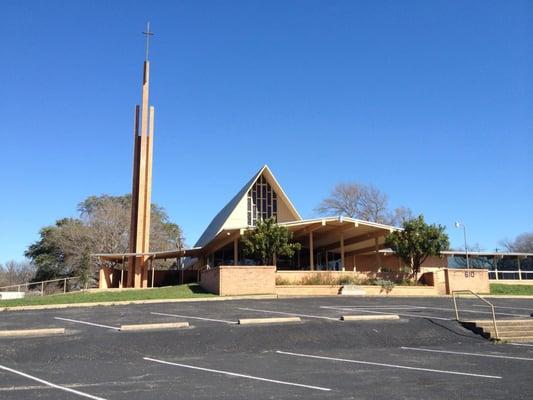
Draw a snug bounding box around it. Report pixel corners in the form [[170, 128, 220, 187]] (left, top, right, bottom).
[[194, 165, 301, 248]]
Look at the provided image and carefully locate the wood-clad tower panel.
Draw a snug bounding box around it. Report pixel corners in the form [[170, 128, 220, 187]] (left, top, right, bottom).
[[127, 56, 155, 288]]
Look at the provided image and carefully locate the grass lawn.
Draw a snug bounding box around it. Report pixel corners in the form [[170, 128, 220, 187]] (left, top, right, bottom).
[[0, 284, 214, 308], [490, 283, 533, 296]]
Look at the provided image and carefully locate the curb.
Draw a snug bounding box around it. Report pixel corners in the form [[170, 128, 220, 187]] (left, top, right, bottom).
[[0, 328, 65, 337], [119, 322, 189, 332], [238, 317, 301, 325], [0, 294, 278, 312], [276, 294, 446, 299]]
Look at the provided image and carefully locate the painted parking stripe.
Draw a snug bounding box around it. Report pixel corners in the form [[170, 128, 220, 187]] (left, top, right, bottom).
[[150, 311, 237, 325], [410, 305, 529, 318], [238, 307, 339, 321], [143, 357, 331, 391], [322, 305, 529, 318], [275, 351, 501, 379], [472, 304, 533, 312], [509, 343, 533, 348], [0, 364, 107, 400], [321, 305, 426, 310], [54, 317, 120, 331], [321, 304, 426, 310], [320, 306, 452, 321], [401, 346, 533, 361]]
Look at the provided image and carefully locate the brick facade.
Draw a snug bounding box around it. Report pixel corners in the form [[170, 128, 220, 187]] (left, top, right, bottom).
[[200, 266, 276, 296]]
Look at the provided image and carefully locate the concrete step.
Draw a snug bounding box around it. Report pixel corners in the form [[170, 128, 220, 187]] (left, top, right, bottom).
[[461, 319, 533, 342], [466, 319, 533, 327], [482, 330, 533, 337], [479, 325, 533, 332], [501, 336, 533, 343]]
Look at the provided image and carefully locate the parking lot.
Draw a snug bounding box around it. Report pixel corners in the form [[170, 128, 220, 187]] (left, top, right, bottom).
[[1, 296, 533, 399]]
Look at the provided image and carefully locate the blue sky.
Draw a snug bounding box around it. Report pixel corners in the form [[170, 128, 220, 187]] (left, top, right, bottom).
[[1, 0, 532, 262]]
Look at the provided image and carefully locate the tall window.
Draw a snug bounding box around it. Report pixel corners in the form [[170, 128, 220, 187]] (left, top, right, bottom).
[[247, 175, 278, 226]]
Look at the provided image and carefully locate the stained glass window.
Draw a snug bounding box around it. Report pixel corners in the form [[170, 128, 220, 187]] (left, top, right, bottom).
[[247, 176, 278, 226]]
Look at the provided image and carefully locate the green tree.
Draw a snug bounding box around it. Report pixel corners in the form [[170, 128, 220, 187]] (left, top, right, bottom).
[[25, 195, 185, 282], [385, 215, 449, 279], [241, 218, 301, 265]]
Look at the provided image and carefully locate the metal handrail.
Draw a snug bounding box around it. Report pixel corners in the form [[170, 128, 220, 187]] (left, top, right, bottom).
[[452, 289, 499, 340], [0, 276, 81, 296]]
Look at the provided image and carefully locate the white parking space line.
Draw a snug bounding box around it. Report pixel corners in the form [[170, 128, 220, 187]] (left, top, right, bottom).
[[143, 357, 331, 391], [150, 312, 237, 325], [320, 306, 426, 311], [509, 343, 533, 348], [321, 305, 426, 310], [276, 351, 502, 379], [320, 306, 452, 321], [414, 306, 529, 318], [401, 346, 533, 361], [54, 317, 120, 331], [0, 364, 108, 400], [238, 307, 340, 321], [472, 304, 533, 312], [322, 305, 529, 318]]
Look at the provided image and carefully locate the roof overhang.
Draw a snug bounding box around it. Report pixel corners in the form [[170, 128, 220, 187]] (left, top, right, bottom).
[[280, 216, 400, 256], [200, 216, 400, 256], [92, 247, 203, 262]]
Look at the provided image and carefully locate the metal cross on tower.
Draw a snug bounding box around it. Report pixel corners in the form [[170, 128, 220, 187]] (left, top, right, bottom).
[[143, 21, 154, 60]]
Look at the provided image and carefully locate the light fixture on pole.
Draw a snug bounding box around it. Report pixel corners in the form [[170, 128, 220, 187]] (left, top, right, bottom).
[[454, 221, 470, 269]]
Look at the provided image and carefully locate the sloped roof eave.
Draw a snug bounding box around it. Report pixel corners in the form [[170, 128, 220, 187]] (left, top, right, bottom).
[[194, 165, 302, 248]]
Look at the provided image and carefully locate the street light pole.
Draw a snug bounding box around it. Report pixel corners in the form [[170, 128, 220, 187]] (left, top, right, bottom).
[[455, 221, 470, 269]]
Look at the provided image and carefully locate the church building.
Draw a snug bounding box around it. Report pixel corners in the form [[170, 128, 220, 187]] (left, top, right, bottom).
[[188, 165, 399, 272]]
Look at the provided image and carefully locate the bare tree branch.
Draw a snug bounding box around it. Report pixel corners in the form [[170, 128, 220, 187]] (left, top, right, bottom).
[[316, 182, 413, 226]]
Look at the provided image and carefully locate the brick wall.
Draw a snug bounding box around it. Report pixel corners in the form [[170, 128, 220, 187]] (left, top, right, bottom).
[[445, 268, 489, 294], [200, 266, 276, 296], [200, 267, 220, 294]]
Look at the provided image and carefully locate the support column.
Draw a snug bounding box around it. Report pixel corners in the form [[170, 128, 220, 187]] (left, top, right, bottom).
[[309, 232, 314, 271], [340, 233, 345, 271], [518, 256, 522, 280], [233, 238, 238, 266], [150, 257, 155, 288], [374, 237, 381, 271]]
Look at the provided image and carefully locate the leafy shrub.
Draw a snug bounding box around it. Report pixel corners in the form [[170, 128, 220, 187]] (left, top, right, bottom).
[[338, 275, 368, 285], [397, 279, 418, 286], [293, 273, 369, 286], [372, 279, 395, 293]]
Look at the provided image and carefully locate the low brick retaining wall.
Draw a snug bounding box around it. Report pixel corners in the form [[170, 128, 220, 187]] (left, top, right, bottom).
[[275, 285, 343, 296], [360, 285, 438, 296], [275, 284, 438, 296]]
